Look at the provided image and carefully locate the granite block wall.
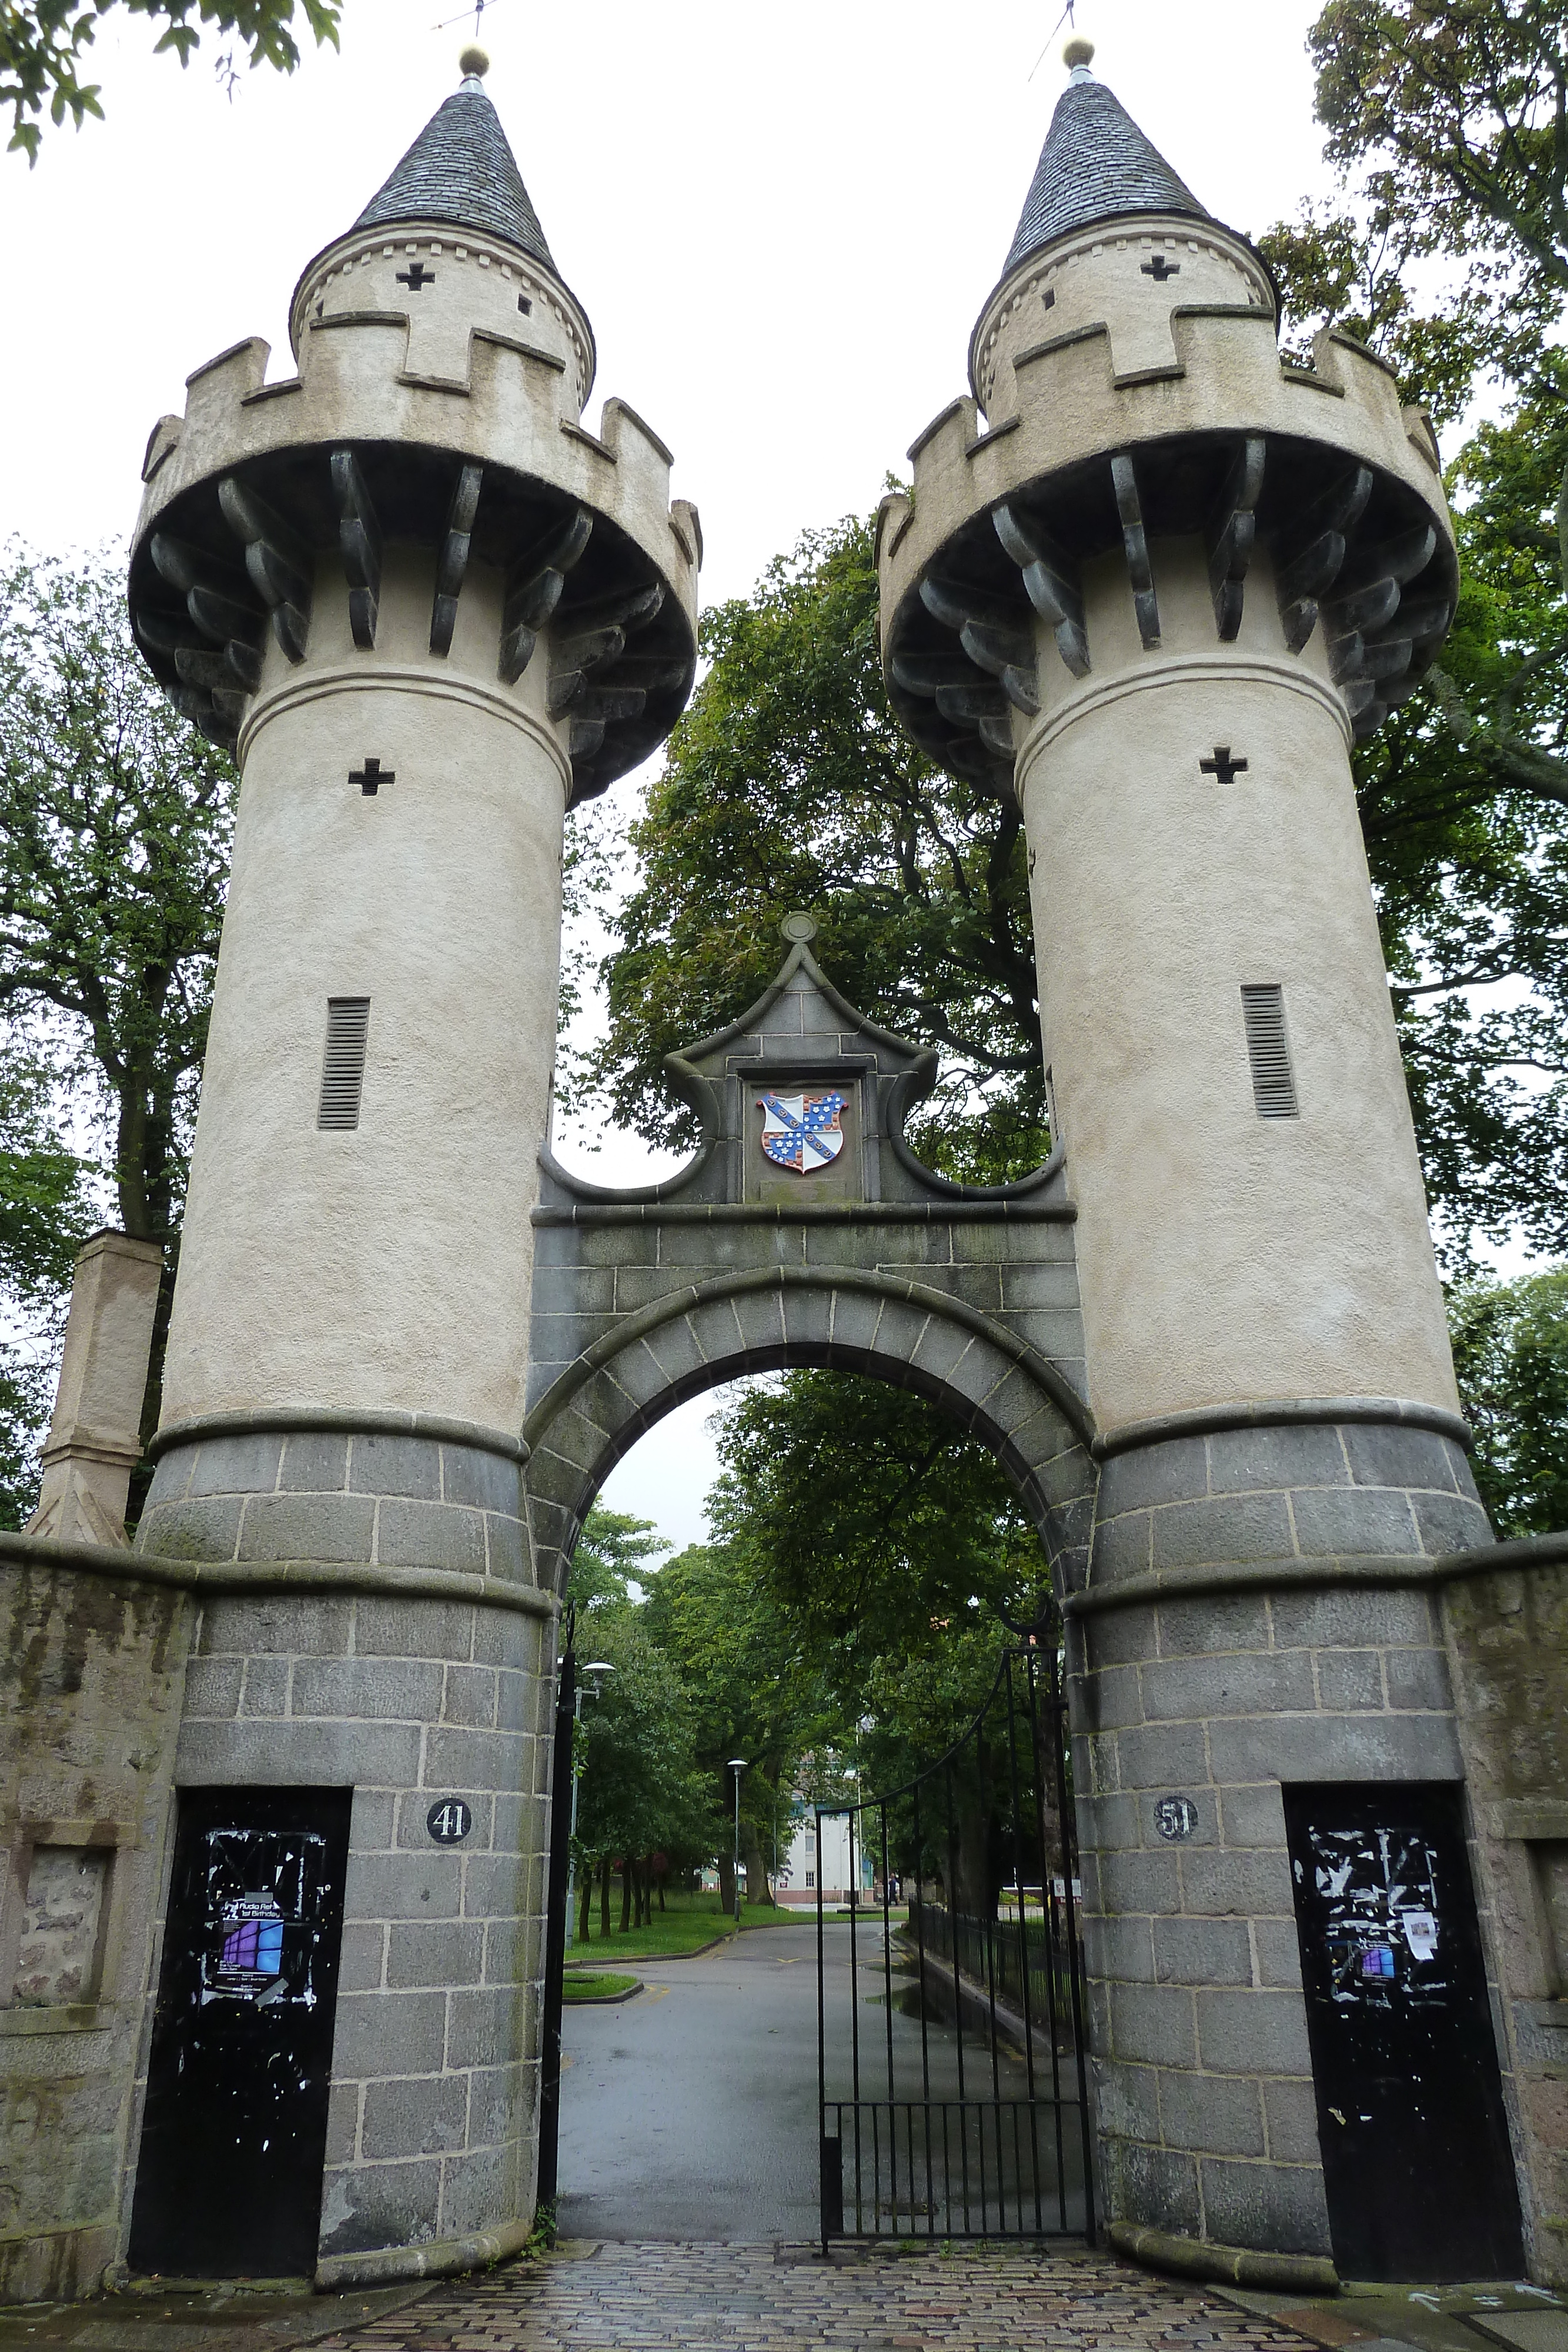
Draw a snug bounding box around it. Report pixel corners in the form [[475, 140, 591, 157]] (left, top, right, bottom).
[[153, 1577, 555, 2274], [139, 1420, 532, 1583], [1072, 1415, 1486, 2259]]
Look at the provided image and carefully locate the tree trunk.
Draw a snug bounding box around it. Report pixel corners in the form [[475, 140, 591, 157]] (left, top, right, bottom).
[[743, 1822, 772, 1905], [717, 1852, 735, 1917], [618, 1859, 632, 1933], [599, 1853, 611, 1938], [578, 1866, 592, 1943]]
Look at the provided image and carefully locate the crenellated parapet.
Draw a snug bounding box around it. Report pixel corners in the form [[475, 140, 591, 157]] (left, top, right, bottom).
[[878, 209, 1454, 799], [130, 213, 698, 801]]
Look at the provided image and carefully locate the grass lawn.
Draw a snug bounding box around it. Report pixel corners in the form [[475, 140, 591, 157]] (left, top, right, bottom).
[[566, 1887, 737, 1961], [566, 1888, 896, 1961], [562, 1970, 639, 2002]]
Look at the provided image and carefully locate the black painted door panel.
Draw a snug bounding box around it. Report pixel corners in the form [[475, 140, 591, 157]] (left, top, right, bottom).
[[1285, 1782, 1522, 2282], [129, 1786, 352, 2278]]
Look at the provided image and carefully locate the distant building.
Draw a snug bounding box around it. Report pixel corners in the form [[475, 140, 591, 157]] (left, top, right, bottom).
[[776, 1808, 876, 1907]]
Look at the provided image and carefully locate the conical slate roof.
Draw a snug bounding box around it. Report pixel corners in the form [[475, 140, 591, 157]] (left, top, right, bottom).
[[1002, 71, 1209, 278], [355, 83, 558, 275]]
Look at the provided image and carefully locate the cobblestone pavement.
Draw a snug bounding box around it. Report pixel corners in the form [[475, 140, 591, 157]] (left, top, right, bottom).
[[317, 2240, 1319, 2352]]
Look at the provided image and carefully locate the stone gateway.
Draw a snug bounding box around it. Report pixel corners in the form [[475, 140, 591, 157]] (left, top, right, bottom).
[[1, 36, 1566, 2305]]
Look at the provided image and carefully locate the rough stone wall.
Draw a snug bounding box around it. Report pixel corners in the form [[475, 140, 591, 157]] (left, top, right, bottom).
[[165, 1578, 554, 2274], [0, 1555, 192, 2302], [1071, 1418, 1487, 2259], [1442, 1554, 1568, 2285]]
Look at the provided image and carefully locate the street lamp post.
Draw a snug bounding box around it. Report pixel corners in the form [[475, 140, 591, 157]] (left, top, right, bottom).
[[564, 1661, 614, 1953], [728, 1758, 747, 1925]]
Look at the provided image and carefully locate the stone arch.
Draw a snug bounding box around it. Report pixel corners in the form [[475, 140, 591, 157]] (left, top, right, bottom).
[[521, 1264, 1096, 1604]]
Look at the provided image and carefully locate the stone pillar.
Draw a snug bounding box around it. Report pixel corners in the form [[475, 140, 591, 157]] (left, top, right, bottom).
[[26, 1231, 163, 1548]]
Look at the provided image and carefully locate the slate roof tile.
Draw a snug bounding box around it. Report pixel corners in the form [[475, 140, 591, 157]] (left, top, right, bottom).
[[1004, 75, 1209, 278], [355, 85, 558, 276]]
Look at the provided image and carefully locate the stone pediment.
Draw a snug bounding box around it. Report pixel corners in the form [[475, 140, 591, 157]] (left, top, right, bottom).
[[524, 916, 1092, 1603], [536, 913, 1066, 1214]]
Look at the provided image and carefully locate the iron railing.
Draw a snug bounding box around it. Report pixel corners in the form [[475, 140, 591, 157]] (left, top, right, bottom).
[[815, 1633, 1094, 2246], [906, 1894, 1080, 2047]]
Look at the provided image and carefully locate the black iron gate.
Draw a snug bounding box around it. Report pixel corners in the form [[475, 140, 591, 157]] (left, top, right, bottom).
[[815, 1633, 1094, 2246]]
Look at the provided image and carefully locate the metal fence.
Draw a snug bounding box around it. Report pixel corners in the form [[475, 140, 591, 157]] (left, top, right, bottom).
[[906, 1893, 1080, 2050], [815, 1635, 1094, 2247]]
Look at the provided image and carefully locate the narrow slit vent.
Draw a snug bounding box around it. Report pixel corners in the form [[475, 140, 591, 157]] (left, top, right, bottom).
[[317, 997, 370, 1130], [1240, 984, 1298, 1118]]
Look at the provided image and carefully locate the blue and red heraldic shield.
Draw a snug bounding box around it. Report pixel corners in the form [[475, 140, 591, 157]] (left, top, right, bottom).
[[758, 1090, 848, 1174]]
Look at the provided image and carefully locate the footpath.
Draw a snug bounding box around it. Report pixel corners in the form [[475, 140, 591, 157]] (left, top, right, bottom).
[[1, 2240, 1562, 2352], [311, 2237, 1336, 2352]]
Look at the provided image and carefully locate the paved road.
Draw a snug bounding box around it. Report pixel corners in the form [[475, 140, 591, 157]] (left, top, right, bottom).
[[557, 1922, 825, 2240], [557, 1917, 1087, 2242]]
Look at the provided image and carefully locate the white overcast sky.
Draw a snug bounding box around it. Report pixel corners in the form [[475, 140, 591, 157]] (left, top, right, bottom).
[[2, 0, 1343, 1550]]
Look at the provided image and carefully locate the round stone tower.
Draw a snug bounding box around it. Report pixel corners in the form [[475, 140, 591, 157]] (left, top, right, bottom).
[[123, 62, 698, 2283], [133, 55, 698, 1465], [880, 47, 1512, 2273]]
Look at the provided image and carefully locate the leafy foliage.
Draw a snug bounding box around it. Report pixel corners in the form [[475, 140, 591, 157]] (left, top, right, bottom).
[[1256, 1, 1568, 1265], [0, 1043, 96, 1525], [2, 0, 339, 162], [704, 1373, 1043, 1684], [0, 1347, 55, 1531], [573, 520, 1047, 1186], [1449, 1267, 1568, 1535], [0, 1043, 96, 1305], [1362, 397, 1568, 1260], [566, 1505, 670, 1614], [1311, 0, 1568, 375], [0, 545, 236, 1442], [570, 1601, 710, 1886]]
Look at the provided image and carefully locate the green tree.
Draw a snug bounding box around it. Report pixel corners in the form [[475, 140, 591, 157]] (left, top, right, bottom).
[[705, 1372, 1044, 1682], [571, 1602, 709, 1939], [567, 1505, 671, 1615], [643, 1532, 827, 1907], [0, 1042, 96, 1527], [3, 0, 339, 162], [1255, 1, 1568, 1264], [571, 519, 1048, 1187], [688, 1372, 1053, 1905], [1449, 1267, 1568, 1535], [0, 546, 236, 1451], [1310, 0, 1568, 379]]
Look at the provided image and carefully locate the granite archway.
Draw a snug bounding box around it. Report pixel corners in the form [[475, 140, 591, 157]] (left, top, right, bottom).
[[520, 924, 1098, 1599]]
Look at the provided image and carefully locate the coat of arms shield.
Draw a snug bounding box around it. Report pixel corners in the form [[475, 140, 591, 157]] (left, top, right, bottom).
[[757, 1090, 848, 1174]]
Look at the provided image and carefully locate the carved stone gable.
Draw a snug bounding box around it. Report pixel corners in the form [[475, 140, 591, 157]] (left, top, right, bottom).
[[524, 917, 1094, 1603]]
